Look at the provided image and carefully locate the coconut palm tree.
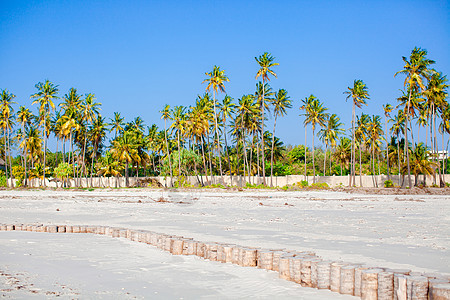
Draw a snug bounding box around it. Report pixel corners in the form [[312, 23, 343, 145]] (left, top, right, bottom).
[[405, 142, 437, 186], [269, 89, 292, 185], [423, 72, 448, 186], [300, 95, 316, 179], [160, 104, 173, 186], [80, 93, 101, 181], [31, 80, 59, 186], [89, 115, 106, 186], [319, 114, 344, 176], [170, 105, 186, 178], [395, 47, 435, 188], [109, 112, 125, 139], [0, 89, 16, 187], [383, 104, 393, 180], [110, 130, 139, 187], [255, 52, 279, 185], [355, 113, 370, 185], [390, 110, 406, 185], [203, 66, 229, 183], [344, 79, 370, 187], [97, 151, 123, 187], [366, 115, 384, 187], [334, 137, 351, 176], [219, 95, 236, 181], [17, 106, 33, 186], [304, 98, 329, 183]]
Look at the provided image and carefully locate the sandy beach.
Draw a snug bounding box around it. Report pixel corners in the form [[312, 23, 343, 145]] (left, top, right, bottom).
[[0, 188, 449, 298]]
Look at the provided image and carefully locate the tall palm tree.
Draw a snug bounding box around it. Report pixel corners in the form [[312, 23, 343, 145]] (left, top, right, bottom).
[[17, 106, 33, 186], [0, 89, 16, 187], [89, 115, 106, 186], [334, 137, 351, 176], [170, 105, 186, 178], [160, 104, 173, 186], [219, 95, 236, 181], [80, 93, 101, 182], [300, 95, 316, 179], [395, 47, 435, 188], [304, 98, 329, 183], [367, 115, 384, 187], [269, 89, 291, 186], [255, 52, 278, 185], [30, 80, 59, 187], [110, 131, 139, 187], [355, 113, 370, 186], [345, 79, 370, 187], [390, 110, 406, 185], [319, 114, 344, 176], [109, 112, 125, 139], [203, 65, 229, 183], [383, 104, 393, 180]]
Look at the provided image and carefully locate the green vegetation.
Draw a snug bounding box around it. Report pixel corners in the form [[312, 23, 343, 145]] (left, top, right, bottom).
[[0, 48, 448, 189]]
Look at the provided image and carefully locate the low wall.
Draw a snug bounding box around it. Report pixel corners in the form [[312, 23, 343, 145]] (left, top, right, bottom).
[[12, 174, 450, 188], [1, 223, 449, 299]]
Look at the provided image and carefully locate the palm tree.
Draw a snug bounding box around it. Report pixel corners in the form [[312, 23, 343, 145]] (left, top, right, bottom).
[[97, 151, 123, 187], [395, 47, 435, 188], [319, 114, 344, 176], [160, 104, 173, 186], [31, 80, 59, 186], [383, 104, 393, 180], [203, 66, 229, 183], [390, 110, 406, 185], [345, 79, 370, 187], [219, 95, 236, 181], [334, 137, 351, 176], [405, 143, 437, 186], [304, 98, 329, 183], [80, 93, 101, 182], [355, 113, 370, 186], [367, 115, 384, 187], [110, 131, 139, 187], [17, 106, 33, 186], [255, 82, 274, 177], [300, 95, 316, 179], [423, 72, 448, 186], [269, 89, 291, 186], [109, 112, 125, 139], [89, 115, 106, 186], [255, 52, 279, 185], [170, 105, 186, 178], [0, 89, 16, 187]]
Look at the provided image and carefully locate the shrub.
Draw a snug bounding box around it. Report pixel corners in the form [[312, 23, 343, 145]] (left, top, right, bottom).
[[310, 182, 329, 189], [384, 180, 394, 188], [12, 165, 25, 187], [296, 180, 309, 188], [0, 175, 6, 187]]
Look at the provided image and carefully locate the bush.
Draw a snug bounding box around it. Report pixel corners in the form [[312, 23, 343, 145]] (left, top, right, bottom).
[[296, 180, 309, 188], [0, 175, 6, 187], [384, 180, 394, 188], [12, 165, 25, 187], [310, 182, 329, 189]]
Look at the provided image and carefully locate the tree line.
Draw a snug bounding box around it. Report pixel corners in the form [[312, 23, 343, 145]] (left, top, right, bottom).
[[0, 48, 448, 188]]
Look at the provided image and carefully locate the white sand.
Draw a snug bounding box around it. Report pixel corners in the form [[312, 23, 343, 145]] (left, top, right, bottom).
[[0, 189, 449, 298]]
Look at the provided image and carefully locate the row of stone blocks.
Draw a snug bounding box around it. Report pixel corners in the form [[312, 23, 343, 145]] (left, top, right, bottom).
[[1, 223, 449, 300]]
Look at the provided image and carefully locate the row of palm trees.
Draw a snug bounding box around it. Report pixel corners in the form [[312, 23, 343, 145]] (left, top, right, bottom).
[[0, 48, 448, 188]]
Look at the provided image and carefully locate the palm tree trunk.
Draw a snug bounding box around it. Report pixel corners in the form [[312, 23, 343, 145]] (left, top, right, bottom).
[[70, 131, 77, 187], [385, 116, 390, 180], [90, 142, 96, 187], [261, 78, 266, 185], [312, 127, 316, 183], [164, 119, 173, 187], [212, 90, 224, 184], [442, 130, 446, 185], [256, 135, 260, 178], [207, 134, 213, 184], [82, 131, 88, 183], [397, 132, 401, 186], [350, 103, 355, 187], [177, 130, 181, 178], [304, 125, 307, 180], [125, 160, 129, 187], [434, 108, 443, 186], [200, 136, 208, 183], [223, 115, 232, 183], [404, 90, 413, 188], [270, 115, 277, 186], [359, 144, 362, 187], [4, 132, 8, 188], [42, 114, 47, 187], [7, 128, 13, 188], [323, 145, 327, 177]]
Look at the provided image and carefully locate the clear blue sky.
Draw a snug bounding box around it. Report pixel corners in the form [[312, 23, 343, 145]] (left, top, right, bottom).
[[1, 0, 449, 149]]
